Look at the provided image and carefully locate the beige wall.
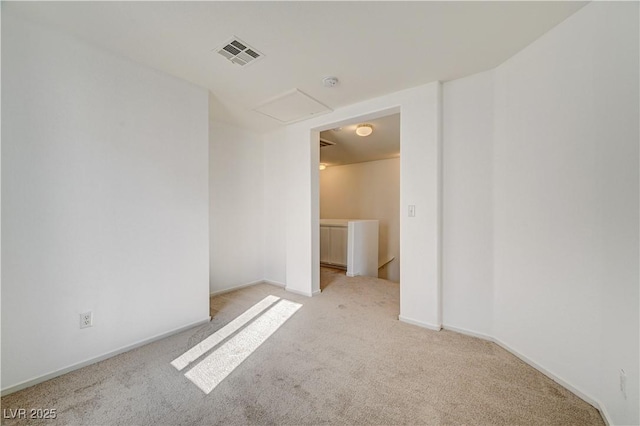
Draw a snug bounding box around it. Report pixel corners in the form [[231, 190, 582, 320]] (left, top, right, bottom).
[[320, 158, 400, 282]]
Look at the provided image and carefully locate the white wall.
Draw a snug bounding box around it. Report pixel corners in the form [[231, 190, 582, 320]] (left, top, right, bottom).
[[5, 2, 635, 423], [320, 158, 400, 282], [263, 81, 442, 327], [209, 121, 265, 293], [596, 4, 640, 420], [1, 14, 210, 391], [399, 83, 442, 329], [442, 3, 639, 424], [263, 125, 319, 296], [442, 70, 494, 336], [493, 3, 638, 423], [262, 128, 287, 286]]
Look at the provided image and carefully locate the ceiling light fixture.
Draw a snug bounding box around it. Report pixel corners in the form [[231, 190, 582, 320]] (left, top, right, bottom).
[[319, 163, 327, 170], [356, 124, 373, 137]]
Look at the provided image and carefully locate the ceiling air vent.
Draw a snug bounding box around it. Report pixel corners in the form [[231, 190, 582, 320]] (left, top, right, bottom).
[[320, 138, 336, 148], [216, 37, 263, 67]]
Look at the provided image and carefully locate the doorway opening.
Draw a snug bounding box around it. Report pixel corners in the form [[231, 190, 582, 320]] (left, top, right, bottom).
[[316, 112, 401, 293]]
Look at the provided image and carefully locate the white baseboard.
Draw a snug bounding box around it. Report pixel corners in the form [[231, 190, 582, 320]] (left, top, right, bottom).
[[597, 402, 613, 426], [398, 315, 442, 331], [210, 279, 265, 297], [442, 323, 611, 426], [263, 279, 286, 288], [1, 317, 211, 397], [284, 286, 315, 297], [210, 280, 287, 297], [210, 279, 315, 298], [491, 337, 609, 423], [442, 324, 494, 342]]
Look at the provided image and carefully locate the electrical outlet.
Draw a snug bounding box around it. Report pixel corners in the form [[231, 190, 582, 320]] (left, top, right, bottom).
[[620, 369, 627, 399], [80, 311, 93, 329]]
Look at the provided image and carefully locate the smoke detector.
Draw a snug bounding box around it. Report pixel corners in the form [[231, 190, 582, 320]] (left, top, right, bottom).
[[322, 76, 339, 88], [216, 37, 264, 67]]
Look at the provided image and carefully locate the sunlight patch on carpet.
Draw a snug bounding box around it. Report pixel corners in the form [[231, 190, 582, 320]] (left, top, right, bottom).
[[171, 295, 281, 371], [173, 296, 302, 394]]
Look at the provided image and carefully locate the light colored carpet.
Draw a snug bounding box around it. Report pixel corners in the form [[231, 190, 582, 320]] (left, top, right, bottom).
[[1, 267, 604, 425]]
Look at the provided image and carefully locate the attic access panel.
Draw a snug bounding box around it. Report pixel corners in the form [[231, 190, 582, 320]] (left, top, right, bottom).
[[253, 89, 332, 123]]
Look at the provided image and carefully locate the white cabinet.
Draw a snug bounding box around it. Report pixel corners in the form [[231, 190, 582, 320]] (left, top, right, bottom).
[[329, 226, 348, 266], [320, 226, 331, 264], [320, 224, 347, 267], [319, 219, 379, 278]]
